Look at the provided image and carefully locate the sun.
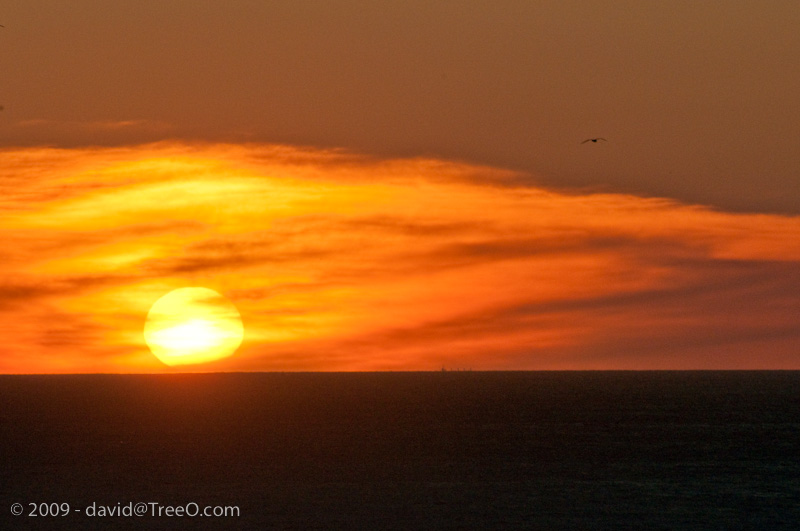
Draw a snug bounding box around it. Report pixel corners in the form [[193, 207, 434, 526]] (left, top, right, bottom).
[[144, 287, 244, 366]]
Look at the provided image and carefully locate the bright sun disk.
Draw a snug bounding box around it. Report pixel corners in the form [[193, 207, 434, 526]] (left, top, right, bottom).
[[144, 287, 244, 366]]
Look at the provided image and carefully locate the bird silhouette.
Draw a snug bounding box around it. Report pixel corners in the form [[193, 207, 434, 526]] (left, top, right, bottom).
[[581, 138, 607, 144]]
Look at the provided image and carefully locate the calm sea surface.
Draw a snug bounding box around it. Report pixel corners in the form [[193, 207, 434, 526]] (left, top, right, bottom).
[[1, 372, 798, 529]]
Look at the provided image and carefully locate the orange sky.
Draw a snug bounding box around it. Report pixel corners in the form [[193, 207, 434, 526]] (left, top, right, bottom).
[[2, 3, 800, 371], [2, 143, 799, 372], [2, 2, 800, 213]]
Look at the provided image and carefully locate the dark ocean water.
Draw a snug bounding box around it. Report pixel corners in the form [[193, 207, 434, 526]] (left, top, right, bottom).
[[1, 372, 798, 530]]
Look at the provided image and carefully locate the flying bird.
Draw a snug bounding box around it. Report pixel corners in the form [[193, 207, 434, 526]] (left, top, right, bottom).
[[581, 138, 607, 144]]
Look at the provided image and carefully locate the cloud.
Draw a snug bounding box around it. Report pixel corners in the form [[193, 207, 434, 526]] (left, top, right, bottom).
[[250, 258, 798, 371], [10, 120, 175, 147], [0, 274, 132, 309], [1, 142, 799, 372]]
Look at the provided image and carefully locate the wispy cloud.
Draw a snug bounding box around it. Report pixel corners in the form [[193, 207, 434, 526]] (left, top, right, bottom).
[[14, 119, 174, 136], [1, 142, 798, 372]]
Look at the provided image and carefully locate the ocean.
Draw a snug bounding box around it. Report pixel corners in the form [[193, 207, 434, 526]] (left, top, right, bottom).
[[1, 371, 798, 529]]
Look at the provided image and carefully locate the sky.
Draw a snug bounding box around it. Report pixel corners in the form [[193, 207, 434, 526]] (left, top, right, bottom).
[[1, 2, 799, 372]]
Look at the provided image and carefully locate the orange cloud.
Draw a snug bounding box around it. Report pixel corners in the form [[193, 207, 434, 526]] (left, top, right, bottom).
[[1, 142, 799, 373]]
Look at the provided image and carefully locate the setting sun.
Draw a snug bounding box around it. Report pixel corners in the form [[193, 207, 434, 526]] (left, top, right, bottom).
[[3, 3, 800, 528], [144, 287, 244, 366]]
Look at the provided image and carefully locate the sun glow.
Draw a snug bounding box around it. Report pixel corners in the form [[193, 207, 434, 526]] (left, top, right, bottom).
[[144, 287, 244, 366], [3, 144, 800, 373]]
